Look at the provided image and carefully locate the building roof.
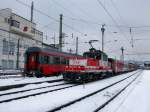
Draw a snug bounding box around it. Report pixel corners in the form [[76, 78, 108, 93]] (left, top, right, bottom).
[[12, 12, 36, 25]]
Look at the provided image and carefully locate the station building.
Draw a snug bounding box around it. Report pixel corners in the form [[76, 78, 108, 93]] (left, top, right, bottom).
[[0, 8, 43, 69]]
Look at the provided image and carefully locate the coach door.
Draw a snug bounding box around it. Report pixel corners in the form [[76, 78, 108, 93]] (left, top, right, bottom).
[[28, 53, 38, 69]]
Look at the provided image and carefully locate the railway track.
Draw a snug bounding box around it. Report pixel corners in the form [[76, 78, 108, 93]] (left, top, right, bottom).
[[47, 70, 142, 112], [0, 70, 135, 92], [0, 83, 79, 104], [0, 82, 70, 97], [0, 78, 64, 91], [93, 71, 142, 112]]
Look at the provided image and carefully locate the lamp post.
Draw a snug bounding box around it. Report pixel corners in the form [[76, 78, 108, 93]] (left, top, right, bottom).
[[16, 38, 20, 69]]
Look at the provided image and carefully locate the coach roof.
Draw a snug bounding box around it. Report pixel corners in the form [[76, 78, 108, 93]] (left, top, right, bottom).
[[26, 47, 83, 58]]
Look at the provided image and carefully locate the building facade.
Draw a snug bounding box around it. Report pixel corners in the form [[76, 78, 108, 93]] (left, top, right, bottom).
[[0, 8, 43, 69]]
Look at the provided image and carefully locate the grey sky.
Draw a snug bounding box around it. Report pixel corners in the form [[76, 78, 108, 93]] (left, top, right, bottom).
[[0, 0, 150, 61]]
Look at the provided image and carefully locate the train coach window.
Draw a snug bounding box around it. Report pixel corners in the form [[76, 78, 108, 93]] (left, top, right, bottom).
[[60, 57, 67, 64], [39, 55, 48, 64], [39, 55, 43, 64], [53, 56, 60, 64], [44, 56, 49, 64], [48, 56, 54, 64]]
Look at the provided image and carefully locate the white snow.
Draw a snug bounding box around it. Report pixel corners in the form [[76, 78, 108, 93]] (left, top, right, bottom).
[[58, 72, 140, 112], [0, 75, 63, 87], [0, 81, 66, 95], [100, 70, 150, 112], [0, 70, 141, 112], [0, 83, 72, 101]]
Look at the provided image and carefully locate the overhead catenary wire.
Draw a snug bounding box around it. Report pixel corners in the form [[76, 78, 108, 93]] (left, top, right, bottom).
[[16, 0, 84, 35], [96, 0, 132, 46], [1, 5, 150, 31], [67, 0, 104, 23], [16, 0, 59, 22], [110, 0, 128, 26], [15, 0, 150, 37], [51, 0, 78, 19], [125, 52, 150, 55], [49, 0, 102, 35], [50, 0, 99, 36]]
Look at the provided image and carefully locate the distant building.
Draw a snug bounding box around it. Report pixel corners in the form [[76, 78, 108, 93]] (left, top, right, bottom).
[[0, 8, 44, 69]]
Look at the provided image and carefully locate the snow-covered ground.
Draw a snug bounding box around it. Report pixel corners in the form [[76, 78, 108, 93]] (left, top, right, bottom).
[[101, 70, 150, 112], [0, 75, 63, 87], [0, 83, 72, 102], [58, 71, 141, 112], [0, 81, 65, 95], [0, 70, 143, 112]]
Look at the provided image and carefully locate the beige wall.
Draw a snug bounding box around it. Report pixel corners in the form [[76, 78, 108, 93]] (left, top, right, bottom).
[[0, 8, 43, 69]]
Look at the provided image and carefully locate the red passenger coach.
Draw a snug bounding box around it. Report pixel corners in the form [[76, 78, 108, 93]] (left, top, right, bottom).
[[108, 58, 124, 74], [24, 47, 82, 77]]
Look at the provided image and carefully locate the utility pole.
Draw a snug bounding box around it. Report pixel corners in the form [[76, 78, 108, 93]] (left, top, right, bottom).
[[16, 38, 20, 69], [101, 24, 105, 52], [121, 46, 124, 62], [53, 33, 56, 47], [69, 48, 73, 54], [71, 33, 74, 38], [31, 1, 34, 22], [59, 14, 63, 51], [130, 27, 134, 48], [76, 37, 78, 55], [7, 15, 12, 69], [101, 24, 105, 66]]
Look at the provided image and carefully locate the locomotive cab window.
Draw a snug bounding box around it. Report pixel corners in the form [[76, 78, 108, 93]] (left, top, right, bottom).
[[101, 53, 108, 61], [83, 52, 95, 58]]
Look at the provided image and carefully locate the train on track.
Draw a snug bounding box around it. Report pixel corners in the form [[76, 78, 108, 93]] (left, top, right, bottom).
[[24, 46, 136, 81]]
